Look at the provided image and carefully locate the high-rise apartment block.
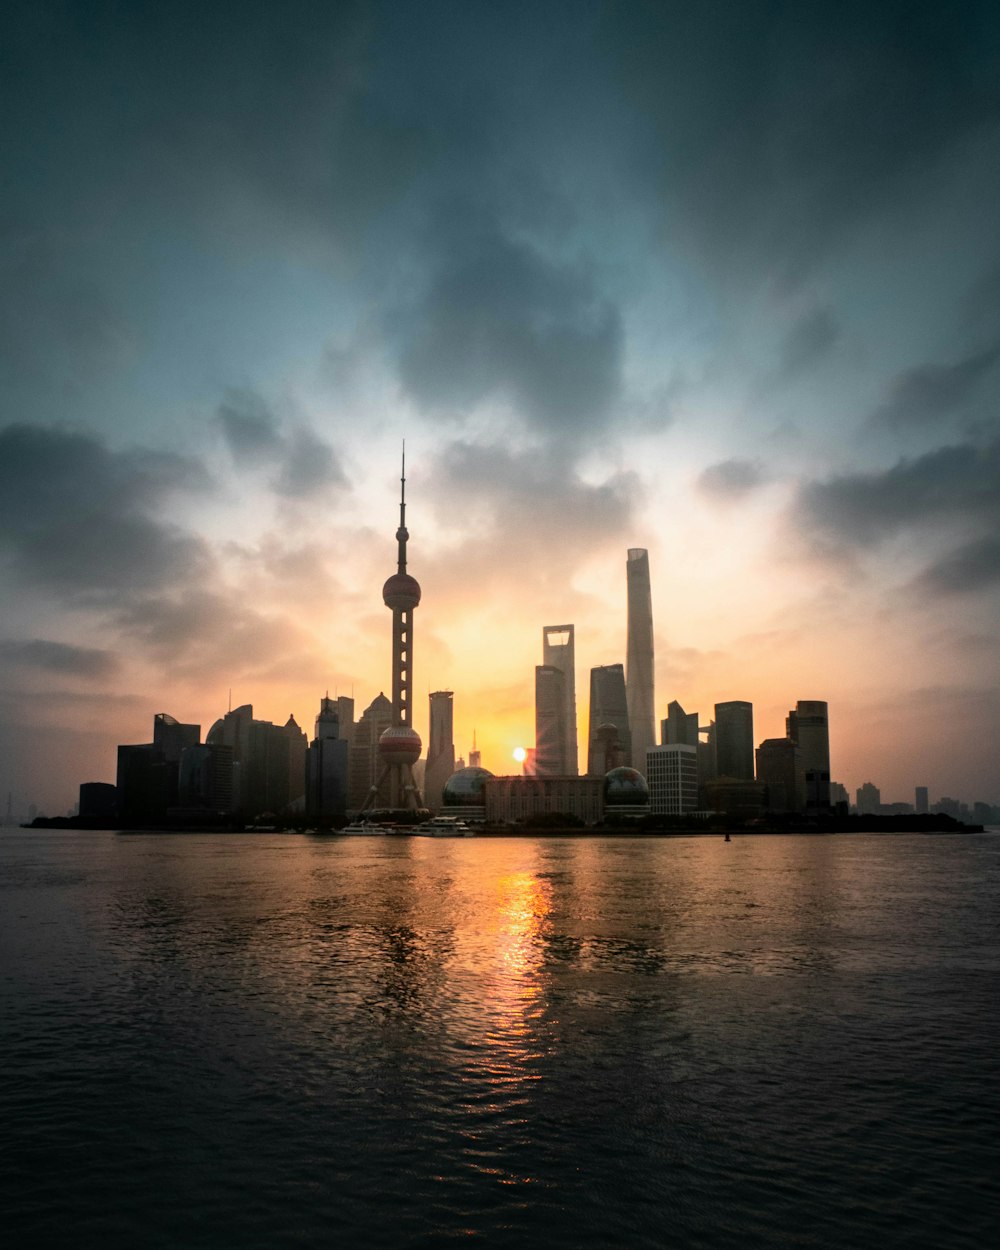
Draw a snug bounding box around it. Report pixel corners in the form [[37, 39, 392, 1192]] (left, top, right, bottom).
[[626, 549, 655, 775], [587, 663, 631, 774], [646, 744, 698, 815], [714, 701, 754, 780], [542, 625, 578, 775], [915, 786, 929, 814]]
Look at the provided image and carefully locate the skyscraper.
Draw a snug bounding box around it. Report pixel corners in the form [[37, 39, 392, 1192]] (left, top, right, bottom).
[[626, 548, 655, 776], [348, 693, 393, 810], [153, 712, 200, 762], [542, 624, 578, 775], [786, 700, 831, 810], [425, 691, 456, 810], [661, 699, 699, 747], [714, 701, 754, 780], [363, 451, 423, 812], [755, 737, 805, 812], [535, 665, 567, 776], [587, 663, 631, 774], [307, 696, 349, 822]]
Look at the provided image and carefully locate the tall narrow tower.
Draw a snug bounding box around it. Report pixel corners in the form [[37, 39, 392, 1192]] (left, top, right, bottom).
[[626, 548, 655, 775], [363, 449, 424, 812]]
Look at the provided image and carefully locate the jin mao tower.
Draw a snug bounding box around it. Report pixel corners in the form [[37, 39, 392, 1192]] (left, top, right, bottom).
[[363, 451, 424, 812]]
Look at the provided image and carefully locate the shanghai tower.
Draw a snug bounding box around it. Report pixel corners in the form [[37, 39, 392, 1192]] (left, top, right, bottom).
[[626, 548, 655, 775]]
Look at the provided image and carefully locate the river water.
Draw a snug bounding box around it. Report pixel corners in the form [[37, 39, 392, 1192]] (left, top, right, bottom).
[[2, 829, 998, 1248]]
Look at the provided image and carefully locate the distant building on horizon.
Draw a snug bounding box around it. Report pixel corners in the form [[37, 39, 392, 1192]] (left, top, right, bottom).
[[714, 701, 754, 781], [542, 625, 578, 775], [588, 663, 631, 774], [915, 785, 929, 814], [856, 781, 881, 815], [626, 549, 655, 774]]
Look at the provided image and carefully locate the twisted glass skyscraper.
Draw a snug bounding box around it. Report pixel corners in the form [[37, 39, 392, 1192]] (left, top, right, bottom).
[[625, 548, 655, 775]]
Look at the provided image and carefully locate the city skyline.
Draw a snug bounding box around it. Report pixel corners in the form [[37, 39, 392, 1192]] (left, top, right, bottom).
[[2, 2, 999, 813]]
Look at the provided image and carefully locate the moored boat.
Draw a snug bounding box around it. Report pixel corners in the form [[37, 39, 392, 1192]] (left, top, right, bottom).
[[416, 815, 474, 837]]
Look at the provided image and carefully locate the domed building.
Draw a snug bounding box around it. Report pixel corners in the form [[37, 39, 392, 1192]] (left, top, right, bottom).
[[441, 766, 494, 822], [603, 766, 650, 821]]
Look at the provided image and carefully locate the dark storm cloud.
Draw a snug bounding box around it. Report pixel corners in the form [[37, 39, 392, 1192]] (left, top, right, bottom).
[[777, 308, 841, 380], [0, 638, 119, 678], [797, 441, 1000, 546], [274, 428, 348, 497], [392, 221, 623, 435], [914, 537, 1000, 595], [867, 345, 1000, 432], [111, 588, 317, 680], [431, 439, 637, 534], [0, 227, 132, 388], [795, 442, 1000, 587], [0, 424, 212, 598], [697, 459, 768, 501], [217, 391, 283, 465], [606, 0, 1000, 283], [216, 391, 347, 497]]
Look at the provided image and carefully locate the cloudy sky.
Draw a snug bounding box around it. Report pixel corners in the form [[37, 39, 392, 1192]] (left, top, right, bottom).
[[3, 0, 999, 815]]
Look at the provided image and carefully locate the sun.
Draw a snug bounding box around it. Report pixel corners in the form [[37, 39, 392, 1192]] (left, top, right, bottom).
[[512, 746, 527, 763]]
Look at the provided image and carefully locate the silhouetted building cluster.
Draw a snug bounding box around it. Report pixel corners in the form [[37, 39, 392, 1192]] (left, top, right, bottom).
[[526, 547, 838, 821], [67, 463, 993, 830]]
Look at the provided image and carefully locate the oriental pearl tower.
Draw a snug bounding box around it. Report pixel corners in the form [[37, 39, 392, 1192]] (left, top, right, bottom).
[[363, 448, 424, 813]]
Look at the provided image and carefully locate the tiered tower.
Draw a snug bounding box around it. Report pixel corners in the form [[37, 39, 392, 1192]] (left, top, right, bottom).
[[363, 450, 424, 812]]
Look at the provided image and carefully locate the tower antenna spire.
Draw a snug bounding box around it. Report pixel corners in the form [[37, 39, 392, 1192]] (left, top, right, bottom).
[[397, 440, 408, 574]]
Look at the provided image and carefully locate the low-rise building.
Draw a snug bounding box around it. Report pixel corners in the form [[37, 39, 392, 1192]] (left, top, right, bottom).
[[484, 775, 604, 825]]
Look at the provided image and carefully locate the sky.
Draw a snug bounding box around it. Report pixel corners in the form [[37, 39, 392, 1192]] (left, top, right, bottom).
[[2, 0, 999, 815]]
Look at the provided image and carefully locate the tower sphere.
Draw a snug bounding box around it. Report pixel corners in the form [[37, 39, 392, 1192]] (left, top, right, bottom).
[[604, 766, 649, 806], [383, 571, 421, 611], [443, 765, 494, 807], [379, 723, 422, 765]]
